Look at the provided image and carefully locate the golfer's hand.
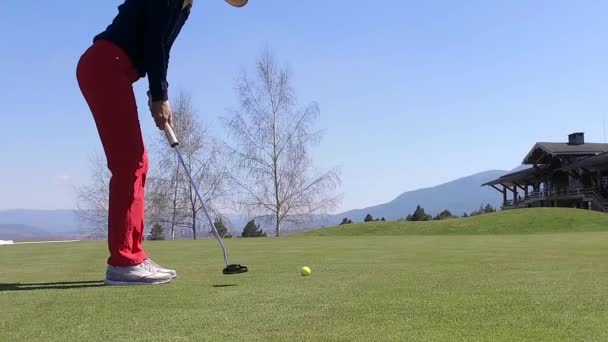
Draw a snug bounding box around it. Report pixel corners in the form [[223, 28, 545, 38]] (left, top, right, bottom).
[[149, 99, 173, 130]]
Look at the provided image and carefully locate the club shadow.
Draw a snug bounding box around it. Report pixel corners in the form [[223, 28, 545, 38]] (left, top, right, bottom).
[[0, 280, 105, 292], [212, 284, 238, 288]]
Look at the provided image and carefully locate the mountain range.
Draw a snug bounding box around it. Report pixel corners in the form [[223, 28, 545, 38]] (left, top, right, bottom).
[[332, 169, 508, 223]]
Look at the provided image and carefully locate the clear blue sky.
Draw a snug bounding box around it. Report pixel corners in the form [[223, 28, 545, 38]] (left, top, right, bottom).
[[1, 0, 607, 212]]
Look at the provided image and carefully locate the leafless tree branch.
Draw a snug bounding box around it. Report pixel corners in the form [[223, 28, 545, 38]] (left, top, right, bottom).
[[222, 49, 341, 236]]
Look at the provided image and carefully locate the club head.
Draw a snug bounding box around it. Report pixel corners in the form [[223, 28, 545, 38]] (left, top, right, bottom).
[[223, 264, 248, 275]]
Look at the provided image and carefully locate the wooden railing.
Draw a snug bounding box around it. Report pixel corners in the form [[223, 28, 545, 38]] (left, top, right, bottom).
[[527, 187, 587, 199], [584, 189, 608, 211], [503, 187, 608, 211]]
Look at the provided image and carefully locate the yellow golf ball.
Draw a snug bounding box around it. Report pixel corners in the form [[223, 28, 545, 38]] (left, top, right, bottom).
[[301, 266, 311, 276]]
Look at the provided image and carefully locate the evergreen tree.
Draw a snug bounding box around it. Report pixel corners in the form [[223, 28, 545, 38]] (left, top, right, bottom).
[[242, 219, 267, 238], [364, 214, 374, 222], [411, 205, 431, 221], [339, 218, 353, 225], [484, 204, 496, 213], [147, 224, 165, 240], [434, 209, 454, 220], [214, 218, 232, 238]]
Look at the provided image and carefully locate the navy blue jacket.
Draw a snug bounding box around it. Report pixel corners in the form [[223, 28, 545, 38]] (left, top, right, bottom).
[[94, 0, 191, 101]]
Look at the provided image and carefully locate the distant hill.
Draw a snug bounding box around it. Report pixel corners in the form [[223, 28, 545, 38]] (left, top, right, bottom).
[[301, 208, 608, 236], [0, 224, 75, 241], [332, 169, 509, 224], [0, 209, 79, 233], [0, 210, 80, 241]]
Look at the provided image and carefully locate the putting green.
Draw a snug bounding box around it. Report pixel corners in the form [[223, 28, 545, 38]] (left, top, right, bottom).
[[2, 223, 608, 341]]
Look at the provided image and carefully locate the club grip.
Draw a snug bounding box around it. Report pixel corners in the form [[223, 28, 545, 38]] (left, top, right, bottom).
[[164, 123, 179, 147]]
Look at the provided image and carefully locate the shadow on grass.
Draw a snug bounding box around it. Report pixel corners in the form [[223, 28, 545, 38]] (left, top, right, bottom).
[[212, 284, 238, 288], [0, 280, 105, 291]]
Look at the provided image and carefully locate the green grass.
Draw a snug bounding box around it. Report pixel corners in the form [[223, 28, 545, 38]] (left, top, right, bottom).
[[303, 208, 608, 236], [2, 208, 608, 341]]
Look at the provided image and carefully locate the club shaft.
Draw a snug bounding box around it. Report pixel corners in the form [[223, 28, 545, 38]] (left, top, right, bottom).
[[174, 146, 229, 267]]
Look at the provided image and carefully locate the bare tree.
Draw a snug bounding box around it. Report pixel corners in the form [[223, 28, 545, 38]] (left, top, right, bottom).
[[223, 50, 341, 237], [146, 152, 181, 240], [147, 91, 228, 240], [74, 151, 110, 240]]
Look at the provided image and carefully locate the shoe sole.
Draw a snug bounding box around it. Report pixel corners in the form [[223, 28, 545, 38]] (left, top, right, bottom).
[[104, 278, 173, 286]]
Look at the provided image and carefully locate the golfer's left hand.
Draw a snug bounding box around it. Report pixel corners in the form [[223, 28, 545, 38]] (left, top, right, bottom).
[[148, 92, 173, 129], [150, 101, 173, 130]]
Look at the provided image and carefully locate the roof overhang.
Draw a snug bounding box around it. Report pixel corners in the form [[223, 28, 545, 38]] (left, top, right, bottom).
[[522, 143, 547, 164], [482, 167, 541, 187]]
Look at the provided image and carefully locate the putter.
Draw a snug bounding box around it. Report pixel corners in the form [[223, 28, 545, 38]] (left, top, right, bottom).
[[164, 123, 248, 275]]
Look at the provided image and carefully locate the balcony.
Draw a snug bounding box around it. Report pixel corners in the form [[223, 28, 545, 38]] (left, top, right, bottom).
[[527, 187, 587, 200], [502, 187, 608, 211]]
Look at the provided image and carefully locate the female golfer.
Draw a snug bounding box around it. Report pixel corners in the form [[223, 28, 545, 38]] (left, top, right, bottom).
[[77, 0, 246, 285]]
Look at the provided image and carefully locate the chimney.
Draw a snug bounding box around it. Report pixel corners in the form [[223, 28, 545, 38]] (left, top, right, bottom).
[[568, 132, 584, 145]]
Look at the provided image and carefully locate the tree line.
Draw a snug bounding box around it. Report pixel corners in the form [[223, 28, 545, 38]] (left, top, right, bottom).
[[147, 218, 267, 240], [338, 203, 497, 225]]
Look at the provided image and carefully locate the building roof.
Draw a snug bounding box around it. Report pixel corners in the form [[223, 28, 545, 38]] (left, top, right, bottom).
[[482, 167, 539, 187], [560, 152, 608, 172], [522, 142, 608, 164]]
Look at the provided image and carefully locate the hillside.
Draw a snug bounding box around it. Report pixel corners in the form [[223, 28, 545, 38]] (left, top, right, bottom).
[[301, 208, 608, 236], [0, 209, 80, 233], [0, 224, 72, 241], [0, 210, 80, 241], [334, 170, 508, 223]]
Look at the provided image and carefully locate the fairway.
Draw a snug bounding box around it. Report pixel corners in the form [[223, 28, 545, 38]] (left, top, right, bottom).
[[2, 229, 608, 341]]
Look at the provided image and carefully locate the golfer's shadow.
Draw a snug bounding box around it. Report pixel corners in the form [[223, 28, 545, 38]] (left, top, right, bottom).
[[0, 280, 105, 292]]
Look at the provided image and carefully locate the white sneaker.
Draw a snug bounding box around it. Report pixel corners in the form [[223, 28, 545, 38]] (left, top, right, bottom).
[[105, 263, 173, 286], [144, 259, 177, 279]]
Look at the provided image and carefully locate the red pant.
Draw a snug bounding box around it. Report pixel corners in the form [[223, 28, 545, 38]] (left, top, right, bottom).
[[76, 40, 148, 266]]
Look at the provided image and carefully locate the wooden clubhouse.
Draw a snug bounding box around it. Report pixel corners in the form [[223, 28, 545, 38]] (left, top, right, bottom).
[[484, 133, 608, 212]]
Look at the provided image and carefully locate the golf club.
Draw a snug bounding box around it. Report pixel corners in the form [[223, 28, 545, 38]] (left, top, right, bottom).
[[164, 123, 248, 275]]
